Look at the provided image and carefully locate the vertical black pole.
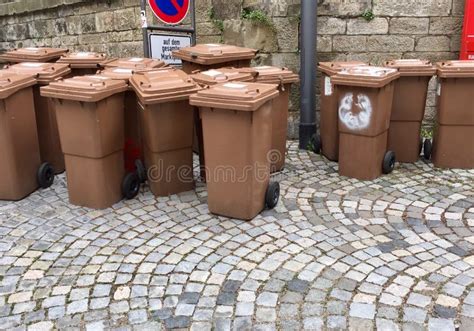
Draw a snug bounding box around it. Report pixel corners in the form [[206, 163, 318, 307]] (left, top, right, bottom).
[[191, 0, 197, 45], [299, 0, 317, 150], [141, 0, 150, 57]]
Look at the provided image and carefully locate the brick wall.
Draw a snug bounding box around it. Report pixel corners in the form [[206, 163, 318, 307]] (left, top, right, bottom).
[[0, 0, 466, 138]]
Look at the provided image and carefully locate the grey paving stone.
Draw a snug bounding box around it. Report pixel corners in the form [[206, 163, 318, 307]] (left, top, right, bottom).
[[164, 316, 191, 329], [287, 279, 310, 293]]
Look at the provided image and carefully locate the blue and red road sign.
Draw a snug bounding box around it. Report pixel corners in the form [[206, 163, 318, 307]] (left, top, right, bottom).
[[148, 0, 190, 25]]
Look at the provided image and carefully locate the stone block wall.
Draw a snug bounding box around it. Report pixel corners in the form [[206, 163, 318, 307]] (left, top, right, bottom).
[[0, 0, 466, 138]]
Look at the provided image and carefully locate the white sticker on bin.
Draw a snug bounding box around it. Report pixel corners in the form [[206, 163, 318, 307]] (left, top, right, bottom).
[[76, 52, 92, 57], [255, 66, 273, 70], [205, 44, 221, 47], [129, 57, 144, 62], [437, 81, 442, 96], [113, 68, 133, 74], [24, 47, 40, 51], [324, 76, 333, 96], [223, 83, 246, 89], [202, 70, 223, 77], [20, 63, 44, 67]]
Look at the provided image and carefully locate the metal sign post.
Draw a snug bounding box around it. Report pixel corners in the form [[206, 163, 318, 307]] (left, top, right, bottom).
[[140, 0, 196, 62]]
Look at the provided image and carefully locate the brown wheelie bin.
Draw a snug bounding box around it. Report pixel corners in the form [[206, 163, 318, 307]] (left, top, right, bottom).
[[40, 75, 137, 209], [173, 44, 257, 74], [190, 68, 255, 179], [57, 52, 109, 76], [130, 69, 201, 197], [3, 62, 71, 173], [317, 61, 367, 161], [103, 57, 166, 70], [332, 66, 400, 180], [432, 61, 474, 169], [0, 71, 55, 200], [385, 59, 436, 163], [174, 44, 257, 169], [249, 66, 299, 172], [97, 67, 156, 178], [190, 82, 281, 220], [0, 47, 68, 63]]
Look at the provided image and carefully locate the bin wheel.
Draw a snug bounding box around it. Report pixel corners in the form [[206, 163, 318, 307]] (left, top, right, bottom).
[[423, 139, 432, 160], [310, 133, 321, 154], [265, 182, 280, 209], [37, 163, 55, 189], [122, 172, 140, 200], [382, 151, 396, 175], [135, 159, 147, 183]]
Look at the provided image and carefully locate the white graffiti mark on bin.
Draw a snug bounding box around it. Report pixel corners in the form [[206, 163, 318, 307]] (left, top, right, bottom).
[[339, 93, 373, 131]]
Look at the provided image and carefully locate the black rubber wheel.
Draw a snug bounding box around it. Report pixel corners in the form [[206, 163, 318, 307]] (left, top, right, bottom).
[[37, 163, 55, 189], [265, 182, 280, 209], [423, 139, 432, 160], [122, 172, 140, 200], [135, 159, 147, 183], [382, 151, 396, 175], [310, 133, 321, 154]]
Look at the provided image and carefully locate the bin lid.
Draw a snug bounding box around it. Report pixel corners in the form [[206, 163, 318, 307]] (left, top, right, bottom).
[[248, 66, 299, 85], [0, 47, 68, 63], [385, 59, 436, 76], [318, 61, 368, 76], [190, 68, 255, 86], [57, 52, 108, 69], [0, 71, 36, 99], [103, 57, 166, 69], [4, 62, 71, 85], [98, 67, 139, 82], [190, 81, 279, 112], [173, 44, 257, 65], [130, 68, 201, 104], [40, 75, 128, 102], [331, 66, 400, 88], [437, 60, 474, 78]]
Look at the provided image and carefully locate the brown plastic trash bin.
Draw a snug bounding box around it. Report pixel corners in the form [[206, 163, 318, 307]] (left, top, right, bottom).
[[385, 59, 436, 163], [0, 47, 68, 63], [0, 72, 56, 200], [190, 82, 281, 220], [432, 61, 474, 169], [130, 69, 201, 197], [3, 62, 71, 173], [173, 44, 257, 74], [40, 75, 133, 209], [57, 52, 109, 76], [317, 61, 367, 161], [249, 66, 299, 172], [175, 44, 257, 170], [103, 57, 166, 70], [332, 66, 400, 180], [97, 67, 158, 176], [190, 68, 255, 179]]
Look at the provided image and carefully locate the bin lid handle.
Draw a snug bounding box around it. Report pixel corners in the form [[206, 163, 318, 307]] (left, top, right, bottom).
[[246, 88, 260, 96], [0, 78, 11, 85]]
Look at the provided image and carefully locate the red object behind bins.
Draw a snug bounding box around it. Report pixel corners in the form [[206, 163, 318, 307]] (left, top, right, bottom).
[[461, 0, 474, 60]]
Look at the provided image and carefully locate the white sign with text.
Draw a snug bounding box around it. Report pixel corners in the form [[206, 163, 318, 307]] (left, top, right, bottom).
[[149, 34, 192, 65]]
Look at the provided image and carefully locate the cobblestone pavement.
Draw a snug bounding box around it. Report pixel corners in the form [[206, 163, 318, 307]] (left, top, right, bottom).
[[0, 142, 473, 331]]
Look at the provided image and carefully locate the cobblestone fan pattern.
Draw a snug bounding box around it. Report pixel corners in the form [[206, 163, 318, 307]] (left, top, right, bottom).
[[0, 0, 466, 137], [0, 142, 473, 330]]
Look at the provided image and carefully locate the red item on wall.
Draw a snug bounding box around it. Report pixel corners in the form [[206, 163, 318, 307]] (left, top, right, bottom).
[[461, 0, 474, 60]]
